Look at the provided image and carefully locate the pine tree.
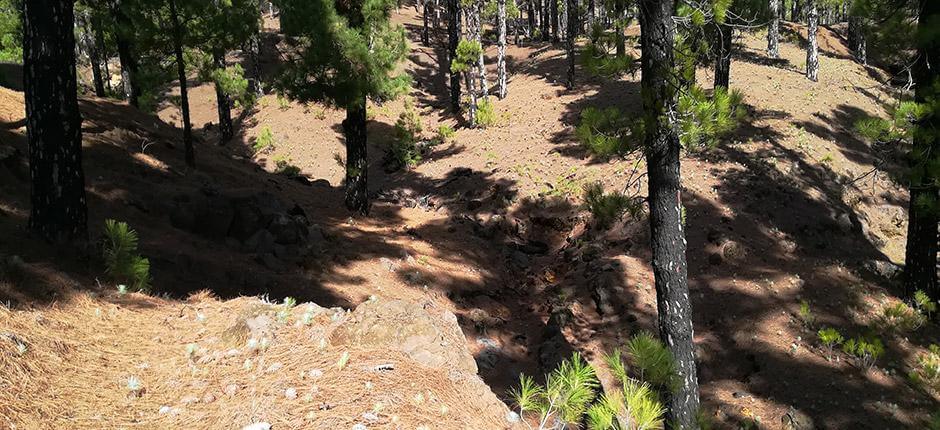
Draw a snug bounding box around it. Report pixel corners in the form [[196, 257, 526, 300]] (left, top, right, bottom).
[[497, 0, 508, 98], [805, 0, 819, 81], [767, 0, 780, 58], [111, 0, 141, 107], [448, 0, 462, 110], [23, 0, 88, 242], [276, 0, 409, 213], [905, 0, 940, 299], [76, 8, 107, 97], [638, 0, 699, 425], [203, 0, 261, 145], [565, 0, 577, 88]]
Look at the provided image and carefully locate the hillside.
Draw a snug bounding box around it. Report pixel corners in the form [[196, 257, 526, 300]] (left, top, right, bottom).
[[1, 5, 937, 430]]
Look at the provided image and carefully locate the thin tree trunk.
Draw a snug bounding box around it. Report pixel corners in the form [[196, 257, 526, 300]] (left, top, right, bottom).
[[805, 0, 819, 81], [714, 24, 732, 89], [448, 0, 461, 111], [423, 0, 431, 44], [848, 15, 866, 65], [638, 0, 699, 426], [342, 98, 369, 214], [791, 0, 800, 21], [614, 0, 625, 57], [565, 0, 576, 88], [170, 0, 194, 167], [541, 0, 550, 41], [465, 70, 477, 126], [212, 49, 234, 145], [471, 5, 488, 100], [905, 0, 940, 300], [497, 0, 508, 98], [527, 1, 535, 42], [551, 0, 559, 42], [113, 1, 139, 107], [78, 11, 106, 97], [767, 0, 780, 58], [93, 15, 111, 94], [23, 0, 88, 242]]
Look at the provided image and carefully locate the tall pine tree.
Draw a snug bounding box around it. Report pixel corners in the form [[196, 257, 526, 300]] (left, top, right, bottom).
[[23, 0, 88, 242], [276, 0, 409, 213]]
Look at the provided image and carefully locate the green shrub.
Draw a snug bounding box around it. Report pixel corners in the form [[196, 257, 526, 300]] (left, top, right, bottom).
[[817, 327, 844, 360], [914, 290, 937, 318], [843, 335, 885, 369], [798, 300, 815, 326], [910, 344, 940, 392], [476, 99, 498, 128], [450, 39, 482, 74], [583, 182, 640, 229], [437, 124, 456, 140], [253, 126, 276, 153], [273, 154, 301, 177], [510, 352, 599, 428], [385, 99, 424, 171], [103, 219, 150, 292], [880, 302, 927, 333]]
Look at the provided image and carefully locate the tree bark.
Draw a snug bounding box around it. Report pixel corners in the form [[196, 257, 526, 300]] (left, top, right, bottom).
[[471, 5, 488, 100], [714, 23, 732, 89], [23, 0, 88, 242], [614, 0, 625, 57], [498, 0, 508, 98], [112, 1, 140, 107], [212, 49, 234, 145], [448, 0, 461, 111], [170, 0, 194, 167], [791, 0, 800, 21], [638, 0, 700, 427], [342, 98, 369, 214], [848, 15, 866, 65], [805, 0, 819, 82], [78, 11, 106, 97], [565, 0, 576, 88], [551, 0, 559, 42], [767, 0, 780, 58], [423, 0, 431, 44], [905, 0, 940, 300]]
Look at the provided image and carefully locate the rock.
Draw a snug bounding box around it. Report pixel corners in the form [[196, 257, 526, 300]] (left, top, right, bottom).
[[258, 253, 286, 271], [781, 406, 815, 430], [866, 259, 901, 279], [285, 387, 297, 399], [223, 384, 239, 396], [242, 423, 271, 430], [509, 251, 530, 270], [476, 338, 502, 370], [268, 214, 307, 245], [244, 230, 276, 254], [245, 314, 276, 340], [835, 212, 854, 233], [331, 299, 478, 374], [538, 307, 574, 371]]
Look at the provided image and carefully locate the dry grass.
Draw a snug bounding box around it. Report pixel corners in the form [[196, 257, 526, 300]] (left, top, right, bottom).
[[0, 291, 514, 429]]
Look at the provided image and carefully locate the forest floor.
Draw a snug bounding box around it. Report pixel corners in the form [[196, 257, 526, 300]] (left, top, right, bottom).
[[1, 5, 938, 429]]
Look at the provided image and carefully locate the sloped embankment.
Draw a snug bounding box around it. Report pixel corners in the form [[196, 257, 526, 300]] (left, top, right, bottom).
[[0, 289, 521, 429]]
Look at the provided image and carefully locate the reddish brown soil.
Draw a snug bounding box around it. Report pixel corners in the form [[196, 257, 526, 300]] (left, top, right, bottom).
[[1, 6, 937, 429]]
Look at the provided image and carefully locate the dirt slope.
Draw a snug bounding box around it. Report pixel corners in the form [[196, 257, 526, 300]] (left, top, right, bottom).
[[0, 6, 937, 430]]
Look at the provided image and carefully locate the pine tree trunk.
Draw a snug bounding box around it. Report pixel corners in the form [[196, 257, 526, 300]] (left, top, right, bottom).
[[471, 5, 488, 100], [448, 0, 462, 111], [565, 0, 576, 88], [342, 99, 369, 214], [527, 1, 535, 42], [551, 0, 559, 42], [465, 71, 477, 126], [714, 24, 732, 89], [848, 15, 866, 65], [767, 0, 780, 58], [791, 0, 800, 21], [588, 0, 595, 28], [212, 49, 234, 145], [423, 0, 431, 44], [170, 0, 194, 167], [23, 0, 88, 242], [78, 11, 106, 97], [541, 0, 551, 41], [805, 0, 819, 82], [498, 0, 508, 98], [247, 32, 264, 96], [638, 0, 700, 427], [113, 1, 139, 107], [905, 0, 940, 300], [614, 0, 625, 57], [93, 15, 111, 94]]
